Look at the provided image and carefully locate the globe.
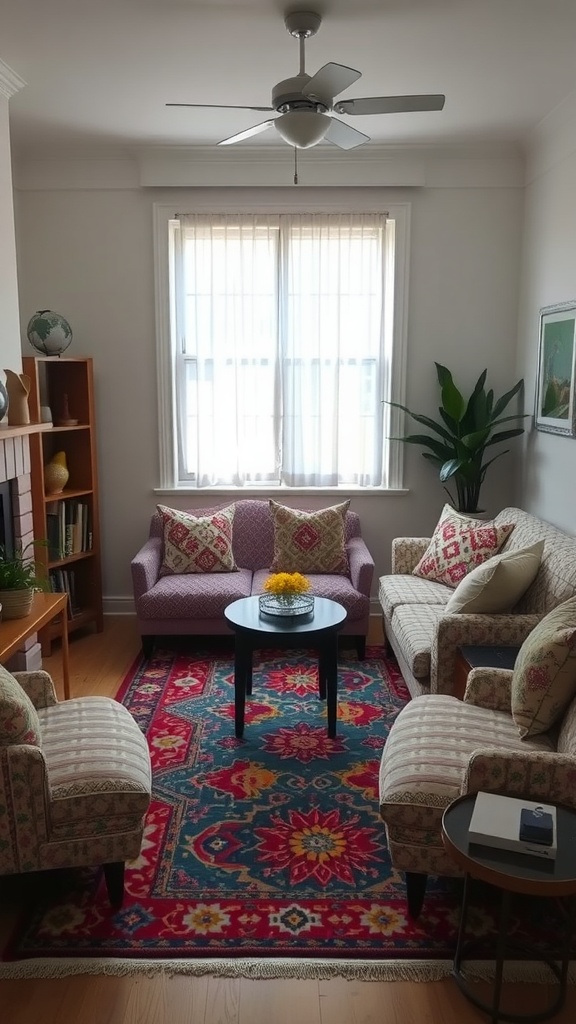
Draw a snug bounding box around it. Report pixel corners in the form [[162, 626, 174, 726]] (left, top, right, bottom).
[[27, 309, 73, 356]]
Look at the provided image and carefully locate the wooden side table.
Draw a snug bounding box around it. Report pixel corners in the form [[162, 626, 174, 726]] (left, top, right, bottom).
[[453, 645, 521, 700], [0, 592, 70, 699], [442, 793, 576, 1023]]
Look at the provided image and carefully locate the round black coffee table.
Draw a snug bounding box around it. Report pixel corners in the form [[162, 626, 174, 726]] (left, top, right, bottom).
[[442, 793, 576, 1024], [224, 595, 347, 739]]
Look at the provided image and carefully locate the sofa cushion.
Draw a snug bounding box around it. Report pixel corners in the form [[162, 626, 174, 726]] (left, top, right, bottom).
[[378, 574, 451, 620], [511, 596, 576, 738], [379, 694, 553, 833], [139, 567, 253, 620], [158, 503, 237, 575], [413, 505, 514, 588], [39, 697, 151, 836], [0, 663, 42, 747], [445, 540, 545, 615], [269, 500, 350, 574], [389, 603, 447, 679]]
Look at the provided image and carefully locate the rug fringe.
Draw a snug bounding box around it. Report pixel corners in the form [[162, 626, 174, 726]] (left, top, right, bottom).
[[1, 957, 575, 982]]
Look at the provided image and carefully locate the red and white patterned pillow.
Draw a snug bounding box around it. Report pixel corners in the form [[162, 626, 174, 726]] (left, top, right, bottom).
[[158, 504, 237, 575], [413, 504, 515, 588], [269, 500, 350, 575]]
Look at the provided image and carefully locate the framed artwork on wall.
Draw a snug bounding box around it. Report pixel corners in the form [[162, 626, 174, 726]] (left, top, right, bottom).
[[535, 300, 576, 436]]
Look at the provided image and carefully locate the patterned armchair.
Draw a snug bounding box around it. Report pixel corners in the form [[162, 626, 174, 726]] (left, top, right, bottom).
[[379, 665, 576, 917], [0, 665, 152, 906]]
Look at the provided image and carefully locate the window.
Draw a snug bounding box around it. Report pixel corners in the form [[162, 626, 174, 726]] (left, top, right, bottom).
[[155, 204, 409, 491]]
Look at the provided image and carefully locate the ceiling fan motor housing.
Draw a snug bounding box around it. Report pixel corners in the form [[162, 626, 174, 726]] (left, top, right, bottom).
[[272, 75, 329, 113]]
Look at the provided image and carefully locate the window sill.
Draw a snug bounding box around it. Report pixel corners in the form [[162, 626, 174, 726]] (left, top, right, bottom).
[[154, 486, 409, 499]]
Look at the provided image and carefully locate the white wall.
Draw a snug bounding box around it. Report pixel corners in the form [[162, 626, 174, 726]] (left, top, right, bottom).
[[516, 95, 576, 531], [12, 150, 525, 609], [0, 90, 22, 374]]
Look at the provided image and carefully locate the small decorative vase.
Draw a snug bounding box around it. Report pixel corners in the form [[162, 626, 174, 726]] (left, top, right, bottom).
[[0, 588, 34, 619], [44, 451, 69, 494], [3, 369, 31, 425]]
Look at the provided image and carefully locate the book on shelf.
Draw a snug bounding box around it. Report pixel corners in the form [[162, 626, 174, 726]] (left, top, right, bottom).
[[46, 498, 92, 562], [468, 791, 557, 860], [48, 567, 80, 618]]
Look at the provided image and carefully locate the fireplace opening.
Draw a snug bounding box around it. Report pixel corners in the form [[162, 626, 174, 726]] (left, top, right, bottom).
[[0, 480, 15, 558]]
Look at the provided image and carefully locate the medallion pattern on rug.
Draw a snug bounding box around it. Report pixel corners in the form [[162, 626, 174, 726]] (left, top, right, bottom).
[[2, 645, 563, 961]]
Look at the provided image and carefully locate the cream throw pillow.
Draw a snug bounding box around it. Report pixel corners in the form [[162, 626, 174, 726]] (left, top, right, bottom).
[[444, 540, 544, 614], [511, 596, 576, 738], [412, 504, 515, 588]]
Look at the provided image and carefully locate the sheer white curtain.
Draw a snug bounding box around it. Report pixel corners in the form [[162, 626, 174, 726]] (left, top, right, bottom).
[[174, 212, 387, 487]]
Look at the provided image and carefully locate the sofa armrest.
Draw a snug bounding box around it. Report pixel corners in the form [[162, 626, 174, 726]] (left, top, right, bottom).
[[131, 536, 163, 601], [391, 537, 430, 575], [463, 748, 576, 811], [347, 535, 375, 596], [13, 671, 58, 709], [0, 745, 49, 874], [463, 667, 513, 712], [430, 612, 540, 696]]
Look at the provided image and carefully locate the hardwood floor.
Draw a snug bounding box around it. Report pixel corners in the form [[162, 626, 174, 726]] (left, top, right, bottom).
[[1, 615, 575, 1023]]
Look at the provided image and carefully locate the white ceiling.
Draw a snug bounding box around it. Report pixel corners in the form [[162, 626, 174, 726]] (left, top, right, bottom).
[[2, 0, 576, 157]]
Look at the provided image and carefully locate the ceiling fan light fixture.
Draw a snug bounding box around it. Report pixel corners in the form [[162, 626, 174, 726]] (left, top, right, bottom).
[[274, 110, 330, 149]]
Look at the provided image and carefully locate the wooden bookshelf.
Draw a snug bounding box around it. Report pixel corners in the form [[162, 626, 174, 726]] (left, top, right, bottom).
[[23, 357, 103, 651]]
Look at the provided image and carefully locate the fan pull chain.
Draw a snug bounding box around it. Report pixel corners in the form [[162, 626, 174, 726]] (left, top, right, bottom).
[[294, 146, 299, 185]]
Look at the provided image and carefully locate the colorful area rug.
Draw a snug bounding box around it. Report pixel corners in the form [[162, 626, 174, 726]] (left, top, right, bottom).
[[1, 642, 571, 978]]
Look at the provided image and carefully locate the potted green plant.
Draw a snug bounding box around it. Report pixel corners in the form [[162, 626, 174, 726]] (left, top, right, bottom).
[[0, 540, 48, 620], [388, 362, 527, 514]]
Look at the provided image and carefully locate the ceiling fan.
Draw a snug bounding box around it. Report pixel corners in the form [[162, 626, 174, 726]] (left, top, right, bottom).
[[166, 10, 445, 151]]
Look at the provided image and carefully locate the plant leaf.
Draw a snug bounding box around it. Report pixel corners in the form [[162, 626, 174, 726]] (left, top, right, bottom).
[[491, 378, 524, 419]]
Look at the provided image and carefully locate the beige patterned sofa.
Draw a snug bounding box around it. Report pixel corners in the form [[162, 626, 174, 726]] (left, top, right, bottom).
[[379, 664, 576, 917], [379, 507, 576, 698], [0, 667, 152, 906]]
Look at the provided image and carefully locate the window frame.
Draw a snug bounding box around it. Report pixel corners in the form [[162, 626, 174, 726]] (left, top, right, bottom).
[[153, 197, 410, 494]]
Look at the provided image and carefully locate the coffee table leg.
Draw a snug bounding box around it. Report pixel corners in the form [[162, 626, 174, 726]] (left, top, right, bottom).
[[325, 636, 338, 738], [318, 649, 327, 700], [491, 888, 511, 1024], [234, 639, 250, 738]]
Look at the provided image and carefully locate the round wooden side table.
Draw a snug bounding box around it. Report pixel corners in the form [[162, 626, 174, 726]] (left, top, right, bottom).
[[442, 793, 576, 1024]]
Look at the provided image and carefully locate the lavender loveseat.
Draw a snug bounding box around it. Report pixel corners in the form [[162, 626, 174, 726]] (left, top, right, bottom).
[[131, 499, 374, 658]]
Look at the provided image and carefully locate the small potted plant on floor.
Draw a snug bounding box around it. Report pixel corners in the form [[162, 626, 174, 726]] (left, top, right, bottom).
[[387, 362, 528, 514], [0, 540, 48, 620]]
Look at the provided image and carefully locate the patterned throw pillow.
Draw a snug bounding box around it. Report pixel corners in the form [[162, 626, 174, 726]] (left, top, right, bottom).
[[511, 596, 576, 738], [269, 500, 350, 574], [412, 504, 515, 588], [0, 663, 42, 747], [158, 504, 237, 575]]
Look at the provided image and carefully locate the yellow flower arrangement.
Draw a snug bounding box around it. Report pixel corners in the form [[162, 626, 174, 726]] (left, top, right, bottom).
[[264, 572, 311, 596]]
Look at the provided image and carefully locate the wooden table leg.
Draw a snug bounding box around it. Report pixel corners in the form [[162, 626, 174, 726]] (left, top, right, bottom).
[[325, 635, 338, 738], [234, 638, 250, 738], [61, 598, 70, 700]]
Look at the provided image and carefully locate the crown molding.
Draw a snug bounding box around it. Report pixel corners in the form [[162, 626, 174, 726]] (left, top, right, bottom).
[[0, 59, 26, 100], [12, 140, 525, 191]]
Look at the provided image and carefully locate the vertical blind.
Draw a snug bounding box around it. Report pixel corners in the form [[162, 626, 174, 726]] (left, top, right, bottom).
[[173, 212, 388, 487]]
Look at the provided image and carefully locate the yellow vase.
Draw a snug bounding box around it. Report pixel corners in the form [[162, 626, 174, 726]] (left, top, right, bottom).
[[44, 451, 69, 494]]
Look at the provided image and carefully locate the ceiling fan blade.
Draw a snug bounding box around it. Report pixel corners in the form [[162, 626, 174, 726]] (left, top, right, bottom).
[[303, 63, 362, 102], [335, 94, 446, 116], [218, 119, 276, 146], [324, 117, 370, 151], [166, 103, 274, 112]]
